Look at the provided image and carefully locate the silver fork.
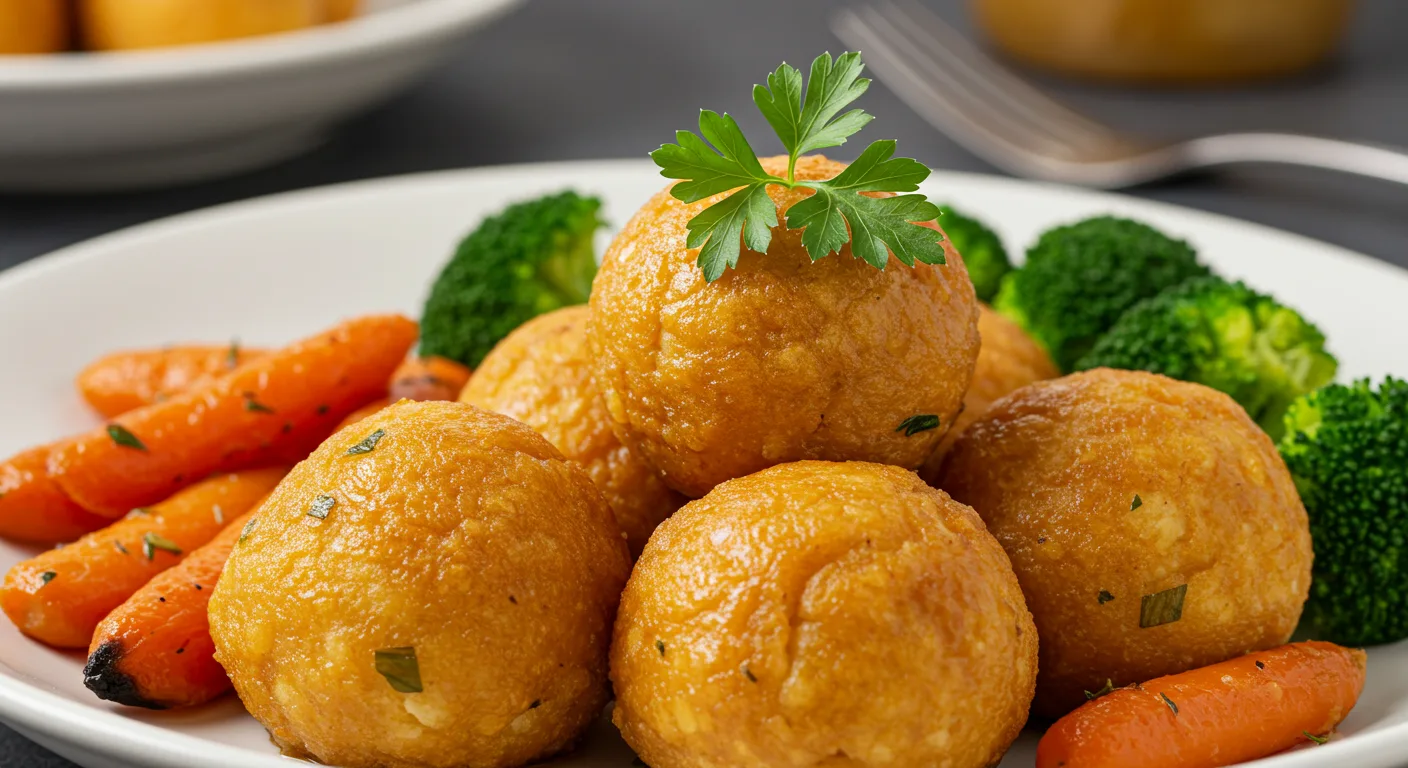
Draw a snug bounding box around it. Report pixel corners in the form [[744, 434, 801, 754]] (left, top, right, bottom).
[[833, 0, 1408, 189]]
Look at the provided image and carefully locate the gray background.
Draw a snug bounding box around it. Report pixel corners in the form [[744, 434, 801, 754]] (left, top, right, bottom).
[[1, 0, 1406, 764]]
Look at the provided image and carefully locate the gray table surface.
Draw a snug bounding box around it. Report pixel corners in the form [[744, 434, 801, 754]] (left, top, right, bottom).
[[2, 0, 1406, 764]]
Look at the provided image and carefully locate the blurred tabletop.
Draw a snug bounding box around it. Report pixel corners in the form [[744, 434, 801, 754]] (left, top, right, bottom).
[[2, 0, 1408, 764]]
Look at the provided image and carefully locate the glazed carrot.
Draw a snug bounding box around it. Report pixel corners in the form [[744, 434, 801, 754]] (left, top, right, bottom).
[[1036, 641, 1367, 768], [388, 356, 472, 402], [85, 509, 260, 709], [77, 344, 267, 418], [336, 397, 391, 430], [0, 468, 285, 648], [47, 314, 417, 517], [0, 445, 108, 544]]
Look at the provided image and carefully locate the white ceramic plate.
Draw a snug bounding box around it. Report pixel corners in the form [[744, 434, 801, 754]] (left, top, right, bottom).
[[0, 160, 1404, 768], [0, 0, 522, 191]]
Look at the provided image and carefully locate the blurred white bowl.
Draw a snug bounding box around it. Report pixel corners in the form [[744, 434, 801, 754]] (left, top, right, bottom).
[[0, 0, 523, 191]]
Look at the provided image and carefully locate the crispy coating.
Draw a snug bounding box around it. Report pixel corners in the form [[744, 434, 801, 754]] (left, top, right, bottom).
[[460, 306, 686, 557], [611, 461, 1036, 768], [922, 303, 1059, 478], [588, 155, 980, 497], [209, 400, 631, 768], [939, 369, 1312, 718]]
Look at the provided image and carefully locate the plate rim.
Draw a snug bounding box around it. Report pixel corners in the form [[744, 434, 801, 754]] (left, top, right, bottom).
[[0, 0, 524, 91], [0, 158, 1404, 768]]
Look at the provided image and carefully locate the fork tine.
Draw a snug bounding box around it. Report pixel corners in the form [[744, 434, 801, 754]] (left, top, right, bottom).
[[835, 7, 1074, 165], [877, 0, 1123, 148]]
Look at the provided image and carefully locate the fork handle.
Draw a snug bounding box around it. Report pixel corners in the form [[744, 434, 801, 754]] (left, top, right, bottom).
[[1182, 133, 1408, 186]]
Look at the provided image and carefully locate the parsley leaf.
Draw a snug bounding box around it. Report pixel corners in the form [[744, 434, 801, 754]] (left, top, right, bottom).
[[652, 52, 942, 282], [753, 52, 874, 171]]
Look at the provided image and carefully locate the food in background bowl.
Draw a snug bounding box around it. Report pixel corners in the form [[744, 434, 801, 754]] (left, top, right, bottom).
[[79, 0, 329, 51], [611, 461, 1036, 768], [0, 0, 67, 53], [940, 368, 1313, 718], [324, 0, 361, 22], [588, 155, 979, 498], [974, 0, 1355, 85], [209, 401, 631, 768]]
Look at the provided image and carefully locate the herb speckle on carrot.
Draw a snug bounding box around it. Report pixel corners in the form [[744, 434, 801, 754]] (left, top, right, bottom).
[[1159, 692, 1178, 716], [106, 425, 147, 451], [142, 533, 182, 561]]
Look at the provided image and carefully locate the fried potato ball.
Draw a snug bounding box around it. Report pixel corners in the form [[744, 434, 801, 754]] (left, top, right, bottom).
[[209, 400, 631, 768], [0, 0, 67, 53], [588, 155, 980, 498], [611, 461, 1036, 768], [921, 303, 1059, 479], [460, 306, 686, 557], [939, 369, 1312, 719]]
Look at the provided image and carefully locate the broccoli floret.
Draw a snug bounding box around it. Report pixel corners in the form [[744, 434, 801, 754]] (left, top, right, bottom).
[[993, 216, 1210, 372], [938, 204, 1010, 302], [1077, 276, 1337, 439], [420, 191, 602, 367], [1279, 378, 1408, 645]]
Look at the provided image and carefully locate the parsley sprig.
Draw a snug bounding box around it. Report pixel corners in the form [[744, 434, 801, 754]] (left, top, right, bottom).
[[651, 52, 944, 282]]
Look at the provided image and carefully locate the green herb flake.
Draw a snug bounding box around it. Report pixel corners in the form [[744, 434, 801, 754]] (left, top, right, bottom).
[[1083, 679, 1115, 700], [896, 414, 941, 437], [1139, 584, 1188, 628], [1160, 692, 1179, 716], [529, 699, 542, 709], [226, 340, 240, 370], [347, 429, 386, 456], [743, 665, 758, 683], [651, 52, 943, 282], [1303, 731, 1329, 745], [1131, 494, 1143, 511], [243, 396, 275, 414], [113, 540, 129, 555], [655, 639, 666, 656], [374, 647, 423, 693], [238, 518, 257, 544], [142, 533, 182, 560], [40, 571, 56, 585], [1098, 590, 1115, 605], [1256, 660, 1266, 670], [106, 424, 147, 451], [307, 495, 336, 520]]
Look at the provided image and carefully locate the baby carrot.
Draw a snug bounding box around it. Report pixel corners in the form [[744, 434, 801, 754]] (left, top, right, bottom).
[[85, 509, 259, 709], [388, 356, 472, 402], [1036, 641, 1367, 768], [76, 344, 268, 418], [0, 468, 285, 648], [0, 445, 108, 544], [48, 314, 417, 517]]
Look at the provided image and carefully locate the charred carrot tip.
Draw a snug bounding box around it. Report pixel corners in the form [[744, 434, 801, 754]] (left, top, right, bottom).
[[83, 640, 164, 710]]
